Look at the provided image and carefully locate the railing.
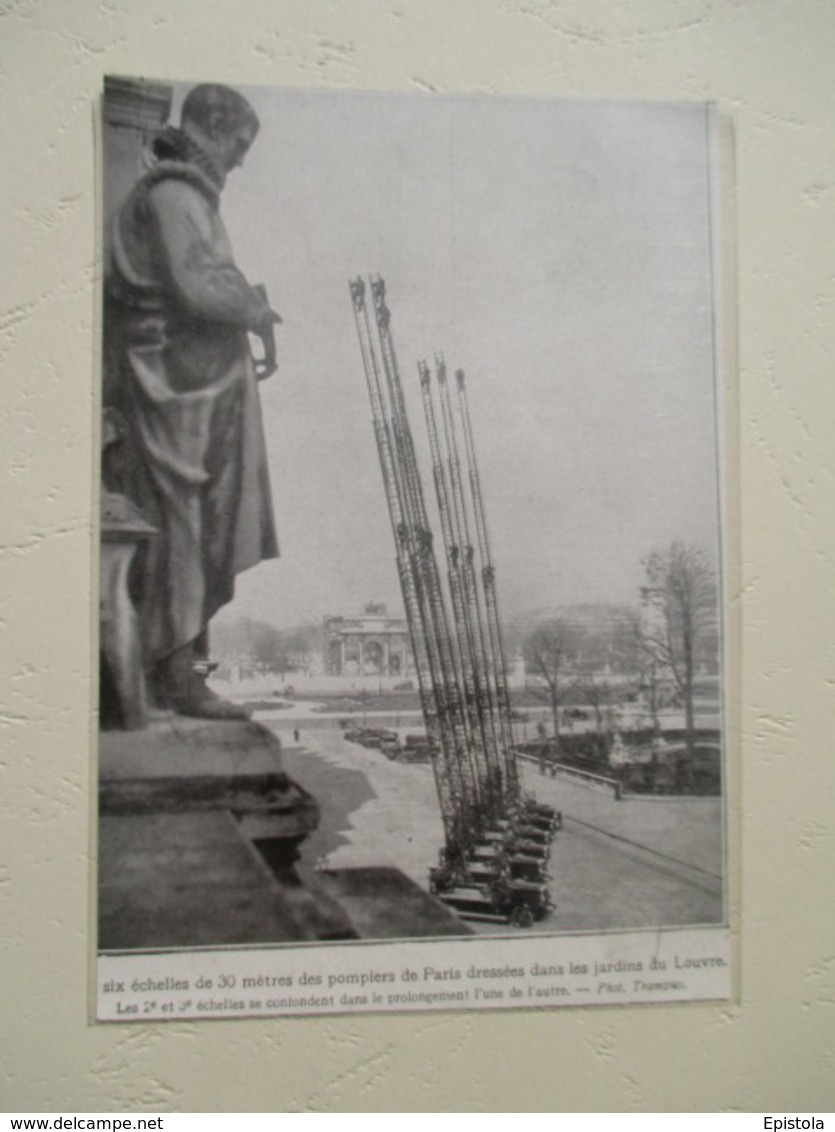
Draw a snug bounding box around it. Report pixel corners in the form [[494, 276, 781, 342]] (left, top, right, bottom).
[[515, 751, 621, 797]]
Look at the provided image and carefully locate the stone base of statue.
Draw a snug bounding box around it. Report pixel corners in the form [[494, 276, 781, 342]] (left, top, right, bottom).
[[98, 716, 467, 949]]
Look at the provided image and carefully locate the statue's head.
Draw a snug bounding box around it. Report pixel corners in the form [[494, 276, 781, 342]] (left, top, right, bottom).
[[180, 84, 260, 180]]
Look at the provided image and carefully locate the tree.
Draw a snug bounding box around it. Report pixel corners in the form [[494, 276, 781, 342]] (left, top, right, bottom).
[[638, 541, 718, 761], [522, 618, 581, 742], [572, 665, 617, 760], [251, 620, 288, 674], [210, 615, 319, 677], [615, 608, 664, 733], [283, 623, 319, 675]]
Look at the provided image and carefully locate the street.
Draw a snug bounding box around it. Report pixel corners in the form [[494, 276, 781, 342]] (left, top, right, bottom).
[[259, 713, 725, 935]]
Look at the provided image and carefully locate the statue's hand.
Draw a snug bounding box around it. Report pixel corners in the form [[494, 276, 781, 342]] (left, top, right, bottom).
[[252, 323, 278, 381], [254, 359, 278, 381], [251, 285, 281, 380]]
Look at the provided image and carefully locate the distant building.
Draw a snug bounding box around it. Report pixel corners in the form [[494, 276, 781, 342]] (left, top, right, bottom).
[[323, 603, 414, 677]]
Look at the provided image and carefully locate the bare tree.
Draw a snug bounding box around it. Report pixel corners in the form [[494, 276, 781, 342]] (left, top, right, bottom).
[[251, 621, 288, 675], [523, 618, 581, 742], [638, 541, 718, 760], [572, 665, 617, 759], [615, 608, 664, 733], [211, 616, 320, 677], [284, 623, 319, 676]]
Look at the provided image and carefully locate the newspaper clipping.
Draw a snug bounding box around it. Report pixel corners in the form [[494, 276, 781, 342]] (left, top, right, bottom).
[[96, 79, 730, 1021]]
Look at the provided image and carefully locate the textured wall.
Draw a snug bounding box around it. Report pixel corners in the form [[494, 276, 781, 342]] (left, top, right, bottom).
[[2, 0, 834, 1112]]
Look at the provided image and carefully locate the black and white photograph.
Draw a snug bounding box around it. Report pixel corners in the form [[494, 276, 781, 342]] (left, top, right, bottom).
[[96, 77, 729, 1021]]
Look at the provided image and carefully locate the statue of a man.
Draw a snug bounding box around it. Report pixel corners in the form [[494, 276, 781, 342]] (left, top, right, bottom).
[[103, 84, 280, 719]]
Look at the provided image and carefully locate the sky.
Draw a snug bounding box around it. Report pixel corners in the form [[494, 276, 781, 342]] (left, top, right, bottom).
[[168, 84, 723, 630]]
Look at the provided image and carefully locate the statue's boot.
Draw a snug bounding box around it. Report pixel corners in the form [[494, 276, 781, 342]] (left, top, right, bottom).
[[162, 642, 251, 721]]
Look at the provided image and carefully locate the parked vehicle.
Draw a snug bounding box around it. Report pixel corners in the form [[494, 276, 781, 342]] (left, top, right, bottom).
[[379, 737, 403, 759], [433, 875, 553, 928], [343, 726, 400, 751], [397, 733, 436, 763]]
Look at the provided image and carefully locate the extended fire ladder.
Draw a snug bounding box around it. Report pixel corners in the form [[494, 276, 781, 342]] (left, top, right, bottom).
[[349, 276, 559, 926]]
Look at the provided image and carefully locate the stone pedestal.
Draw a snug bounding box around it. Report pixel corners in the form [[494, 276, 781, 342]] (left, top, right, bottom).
[[98, 717, 469, 950], [98, 718, 343, 949], [99, 491, 155, 730]]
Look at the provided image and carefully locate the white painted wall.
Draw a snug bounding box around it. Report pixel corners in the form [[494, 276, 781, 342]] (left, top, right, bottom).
[[3, 0, 834, 1112]]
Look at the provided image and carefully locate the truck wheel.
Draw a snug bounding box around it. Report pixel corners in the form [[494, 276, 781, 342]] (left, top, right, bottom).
[[509, 904, 534, 929]]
